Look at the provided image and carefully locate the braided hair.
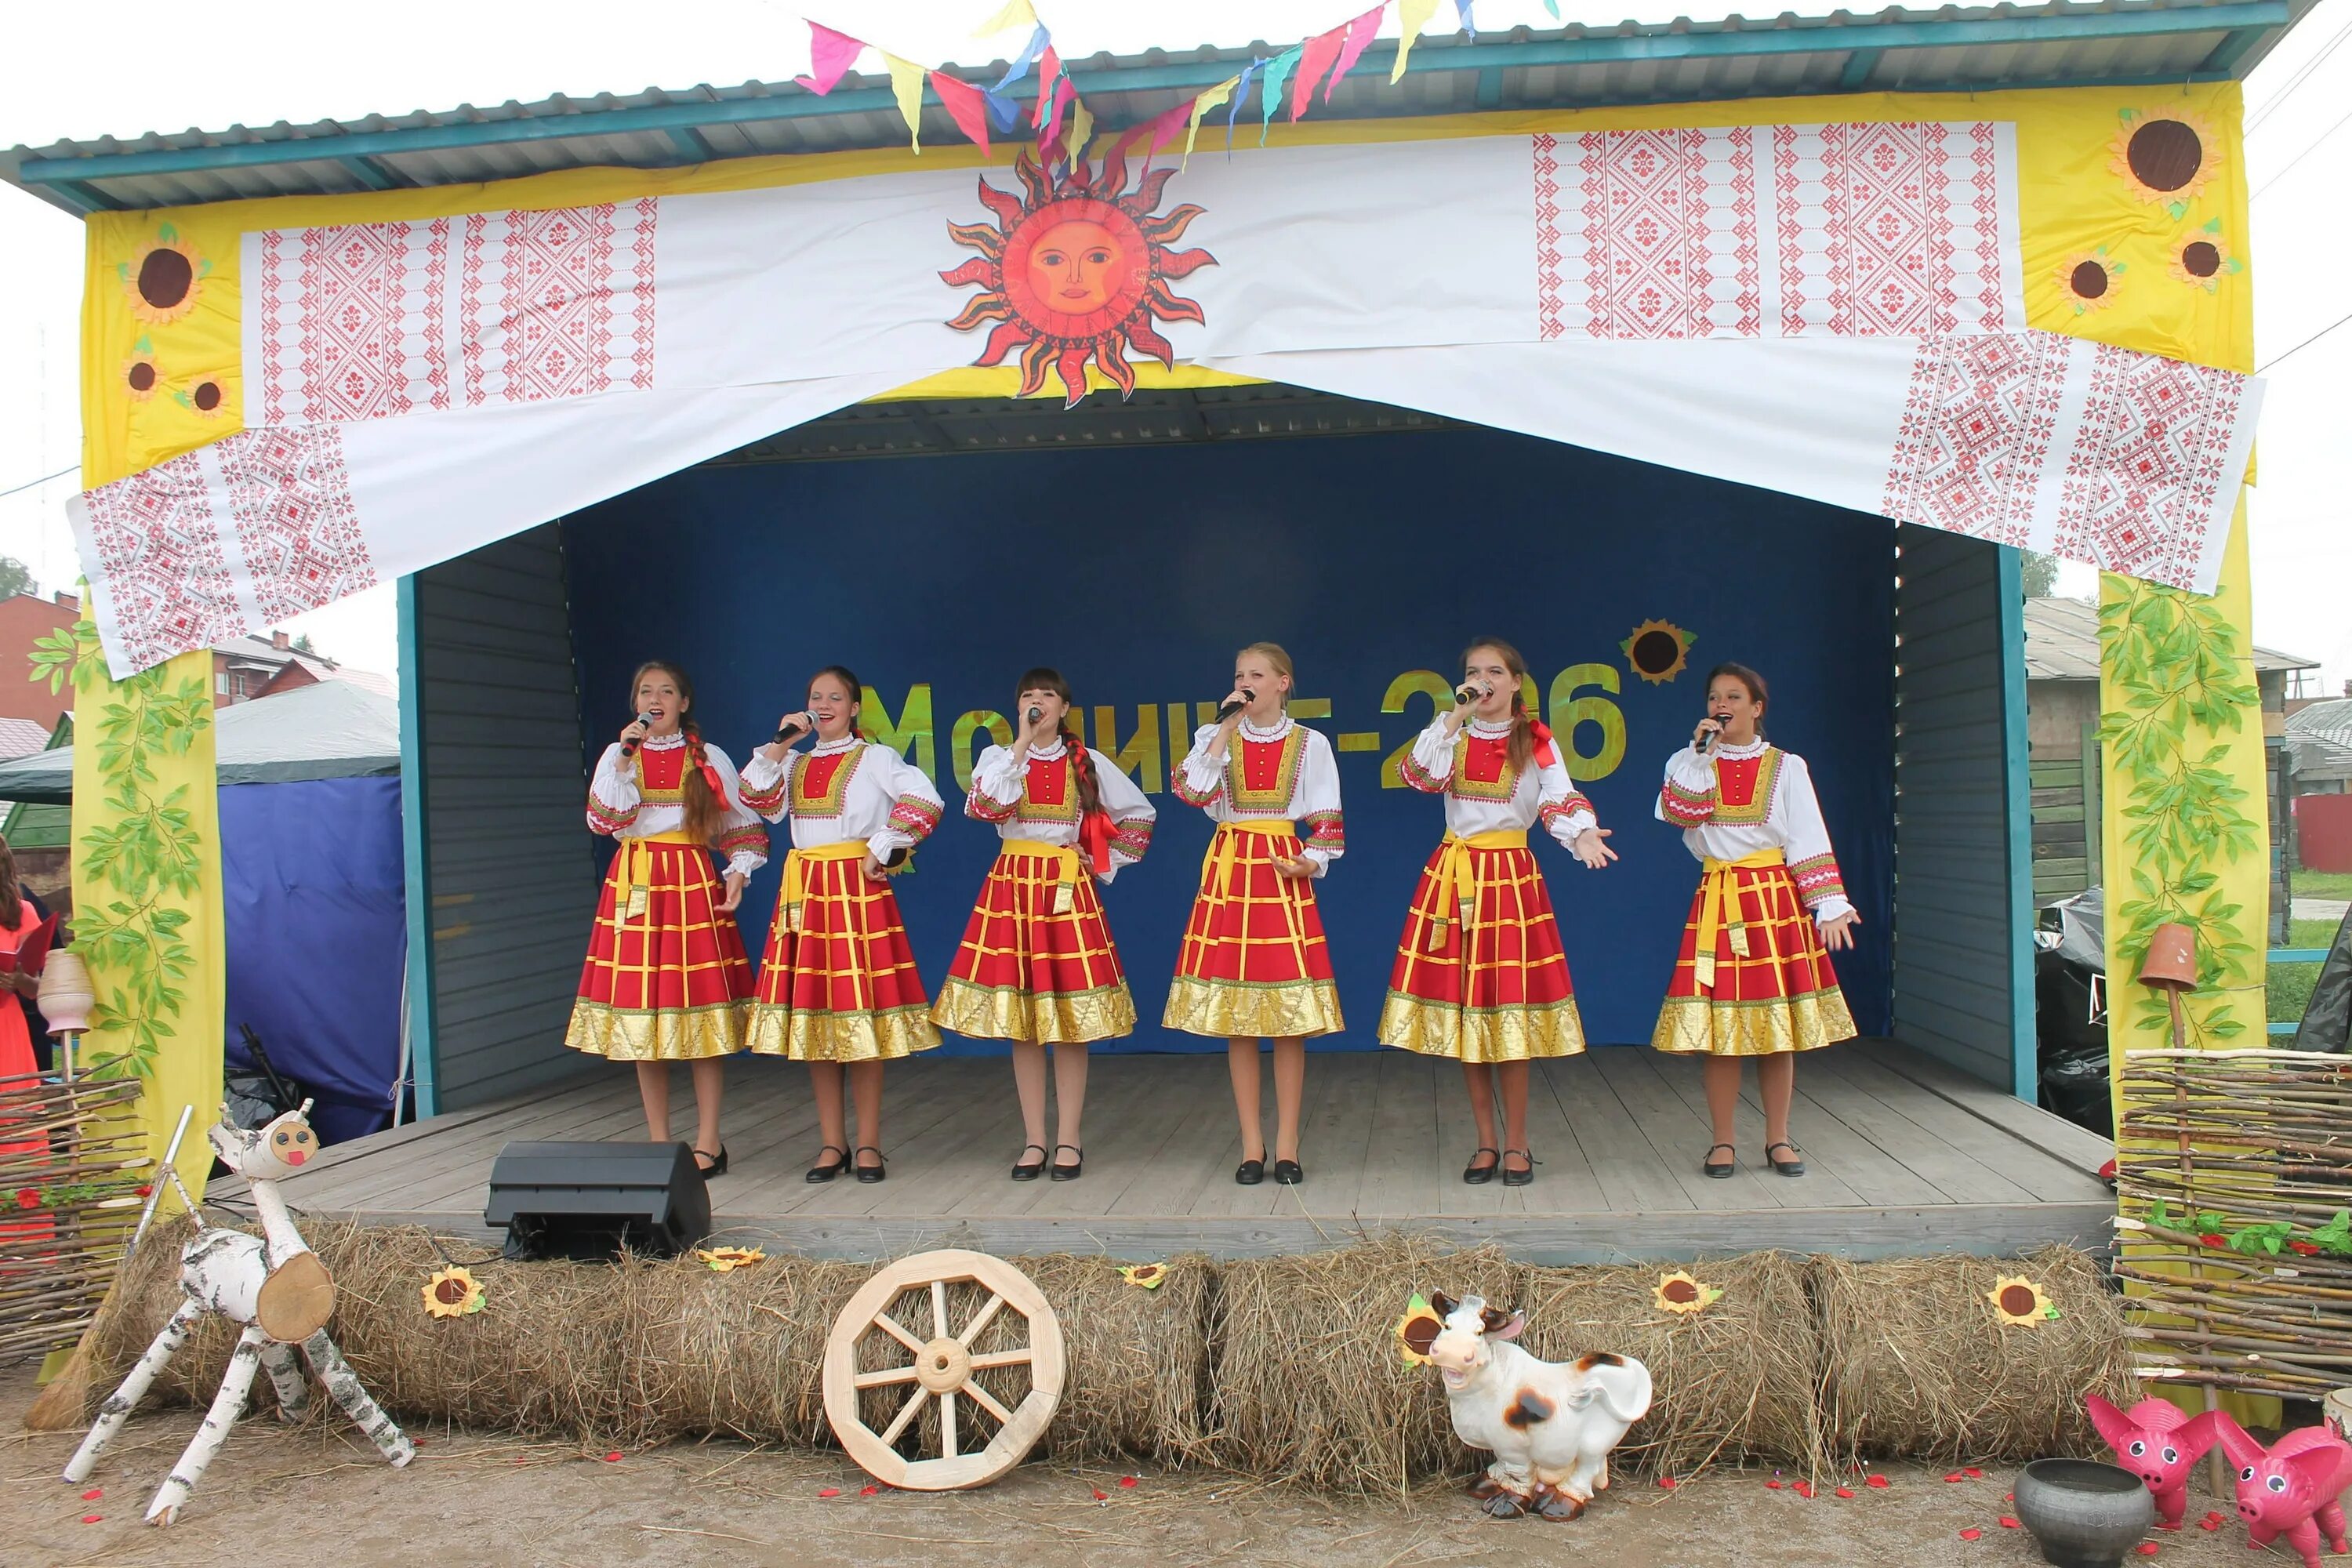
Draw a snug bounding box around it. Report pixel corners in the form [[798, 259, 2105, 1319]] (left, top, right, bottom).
[[628, 661, 724, 847], [1015, 667, 1102, 816]]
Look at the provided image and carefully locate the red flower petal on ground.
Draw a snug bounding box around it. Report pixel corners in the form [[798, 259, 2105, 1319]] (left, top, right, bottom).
[[1766, 1479, 1783, 1489], [2136, 1544, 2160, 1556], [2199, 1517, 2221, 1531], [1794, 1481, 1814, 1497], [1866, 1475, 1890, 1489], [2000, 1516, 2020, 1528], [1965, 1468, 1983, 1478], [860, 1485, 878, 1497], [604, 1451, 622, 1463], [80, 1514, 103, 1524], [818, 1487, 840, 1498], [1120, 1475, 1138, 1488], [1945, 1472, 1967, 1483], [1658, 1476, 1679, 1489], [79, 1490, 100, 1501], [1835, 1486, 1856, 1498], [1960, 1527, 1983, 1541], [1091, 1488, 1109, 1501]]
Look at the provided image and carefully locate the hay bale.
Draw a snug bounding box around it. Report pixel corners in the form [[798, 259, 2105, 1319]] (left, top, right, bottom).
[[1515, 1251, 1821, 1479], [1208, 1235, 1518, 1494], [1814, 1245, 2135, 1465], [73, 1216, 246, 1412], [612, 1250, 868, 1447], [1011, 1252, 1214, 1468]]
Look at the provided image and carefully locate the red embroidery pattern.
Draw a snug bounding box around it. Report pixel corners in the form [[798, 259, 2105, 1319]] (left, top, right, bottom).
[[1879, 333, 2073, 550], [887, 793, 943, 844], [2052, 344, 2249, 589], [218, 426, 376, 626], [586, 789, 638, 834], [79, 451, 244, 675], [1109, 819, 1155, 861], [1301, 810, 1345, 852], [1788, 851, 1846, 908], [1660, 775, 1715, 826], [1570, 127, 1755, 339], [717, 824, 768, 862], [1540, 794, 1595, 831], [1533, 134, 1565, 340]]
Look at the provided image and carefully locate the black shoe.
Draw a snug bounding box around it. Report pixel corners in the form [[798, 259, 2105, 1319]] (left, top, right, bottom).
[[1701, 1142, 1735, 1179], [1010, 1142, 1047, 1181], [1501, 1149, 1536, 1189], [1764, 1141, 1806, 1178], [693, 1145, 729, 1178], [804, 1144, 848, 1184], [1273, 1158, 1305, 1186], [854, 1145, 887, 1184], [1049, 1143, 1083, 1181], [1462, 1147, 1501, 1185], [1235, 1156, 1266, 1186]]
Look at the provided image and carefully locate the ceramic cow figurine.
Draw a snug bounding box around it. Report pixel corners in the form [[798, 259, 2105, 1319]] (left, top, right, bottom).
[[1422, 1290, 1653, 1521], [64, 1103, 413, 1524], [2086, 1393, 2220, 1530], [2213, 1413, 2352, 1568]]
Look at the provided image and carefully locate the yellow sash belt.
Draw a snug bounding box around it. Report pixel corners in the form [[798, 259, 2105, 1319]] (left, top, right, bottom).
[[1000, 838, 1083, 915], [779, 840, 873, 933], [617, 829, 701, 921], [1200, 820, 1308, 985], [1694, 848, 1786, 989], [1427, 829, 1530, 955]]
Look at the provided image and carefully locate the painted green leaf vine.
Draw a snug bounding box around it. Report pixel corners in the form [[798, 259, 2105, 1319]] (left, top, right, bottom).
[[2096, 575, 2261, 1047], [28, 609, 208, 1081]]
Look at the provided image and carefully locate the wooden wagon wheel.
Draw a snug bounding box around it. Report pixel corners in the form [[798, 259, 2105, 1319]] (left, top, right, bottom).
[[821, 1249, 1065, 1491]]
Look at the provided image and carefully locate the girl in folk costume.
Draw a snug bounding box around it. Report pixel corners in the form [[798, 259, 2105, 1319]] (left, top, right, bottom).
[[1378, 640, 1618, 1188], [568, 662, 767, 1176], [935, 670, 1158, 1181], [0, 836, 57, 1249], [1653, 662, 1860, 1180], [739, 666, 944, 1185], [1168, 643, 1344, 1188]]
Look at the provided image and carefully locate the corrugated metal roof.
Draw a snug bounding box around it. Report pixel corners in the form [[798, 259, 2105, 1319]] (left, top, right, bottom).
[[0, 0, 2314, 216], [2288, 699, 2352, 781], [2024, 594, 2315, 679]]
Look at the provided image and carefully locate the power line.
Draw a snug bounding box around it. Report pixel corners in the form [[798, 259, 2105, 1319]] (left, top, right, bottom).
[[2259, 306, 2352, 375], [2247, 13, 2352, 134], [2252, 100, 2352, 198], [0, 464, 78, 502]]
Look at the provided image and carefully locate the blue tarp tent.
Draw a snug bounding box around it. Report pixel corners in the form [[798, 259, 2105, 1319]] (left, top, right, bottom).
[[0, 680, 406, 1143]]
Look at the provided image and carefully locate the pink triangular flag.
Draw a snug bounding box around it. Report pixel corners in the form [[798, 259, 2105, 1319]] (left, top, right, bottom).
[[930, 71, 993, 156], [1033, 45, 1064, 127], [795, 21, 865, 96], [1326, 5, 1385, 102], [1290, 21, 1348, 121]]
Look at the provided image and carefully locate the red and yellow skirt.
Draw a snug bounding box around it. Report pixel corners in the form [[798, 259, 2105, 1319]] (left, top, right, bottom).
[[566, 831, 753, 1062], [749, 840, 939, 1062], [933, 840, 1136, 1044], [1163, 820, 1344, 1040], [1651, 850, 1857, 1057], [1377, 831, 1585, 1063]]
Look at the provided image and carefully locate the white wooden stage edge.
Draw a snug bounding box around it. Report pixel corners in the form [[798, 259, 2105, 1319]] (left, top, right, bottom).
[[237, 1040, 2115, 1265]]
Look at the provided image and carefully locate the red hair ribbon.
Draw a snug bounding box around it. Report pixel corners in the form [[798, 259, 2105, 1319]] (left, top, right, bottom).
[[1069, 738, 1114, 876], [688, 735, 727, 802], [1527, 717, 1560, 771]]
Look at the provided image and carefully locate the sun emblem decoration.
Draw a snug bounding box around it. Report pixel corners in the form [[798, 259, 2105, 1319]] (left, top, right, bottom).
[[2169, 218, 2241, 293], [941, 147, 1217, 408], [1987, 1274, 2060, 1327], [1622, 619, 1696, 685], [2111, 107, 2220, 218], [1395, 1292, 1444, 1367], [120, 223, 209, 327], [422, 1265, 488, 1319], [1116, 1262, 1168, 1290], [2056, 248, 2124, 315], [1653, 1269, 1724, 1315]]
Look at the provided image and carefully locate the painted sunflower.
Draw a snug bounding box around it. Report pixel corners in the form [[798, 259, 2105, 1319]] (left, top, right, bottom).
[[1395, 1292, 1444, 1367], [2056, 249, 2123, 315], [1653, 1269, 1724, 1315], [423, 1265, 488, 1319], [1621, 619, 1696, 686], [120, 226, 209, 327], [1116, 1263, 1168, 1290], [693, 1245, 766, 1272], [122, 338, 160, 402], [1987, 1275, 2056, 1327], [2110, 108, 2220, 216], [2169, 219, 2241, 292], [172, 376, 232, 421]]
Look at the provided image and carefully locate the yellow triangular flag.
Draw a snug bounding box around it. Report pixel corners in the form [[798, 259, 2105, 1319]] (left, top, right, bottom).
[[976, 0, 1036, 36], [884, 52, 927, 152], [1183, 76, 1240, 167], [1393, 0, 1441, 82], [1065, 95, 1094, 165]]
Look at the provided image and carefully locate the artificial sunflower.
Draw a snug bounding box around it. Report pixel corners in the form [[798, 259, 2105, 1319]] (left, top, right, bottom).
[[1653, 1270, 1723, 1315], [120, 225, 209, 326], [173, 377, 231, 421], [2056, 249, 2123, 315], [423, 1265, 488, 1319], [1116, 1263, 1167, 1290], [693, 1245, 766, 1272], [1621, 619, 1696, 686], [1395, 1292, 1444, 1367], [2110, 108, 2220, 216], [1987, 1275, 2055, 1327], [2169, 219, 2242, 292], [123, 338, 160, 402]]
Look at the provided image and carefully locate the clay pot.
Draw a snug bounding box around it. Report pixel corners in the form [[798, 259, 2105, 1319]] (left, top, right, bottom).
[[2013, 1458, 2156, 1568]]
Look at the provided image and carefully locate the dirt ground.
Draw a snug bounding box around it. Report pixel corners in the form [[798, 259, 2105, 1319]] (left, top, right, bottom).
[[0, 1363, 2267, 1568]]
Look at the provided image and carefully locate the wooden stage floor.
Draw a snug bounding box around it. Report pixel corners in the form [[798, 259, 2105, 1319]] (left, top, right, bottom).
[[248, 1040, 2114, 1263]]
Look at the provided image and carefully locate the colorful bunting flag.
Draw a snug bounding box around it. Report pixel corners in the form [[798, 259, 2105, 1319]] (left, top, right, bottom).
[[1327, 5, 1385, 103], [930, 70, 993, 157], [1184, 75, 1240, 166], [1457, 0, 1475, 34], [1225, 57, 1266, 152], [1260, 45, 1302, 142], [976, 0, 1038, 35], [795, 20, 865, 96], [1039, 73, 1076, 151], [991, 23, 1050, 93], [884, 53, 927, 151], [1113, 99, 1193, 163], [1065, 94, 1094, 165], [1542, 0, 1560, 16], [1291, 23, 1346, 121], [1034, 45, 1064, 125], [1395, 0, 1441, 80]]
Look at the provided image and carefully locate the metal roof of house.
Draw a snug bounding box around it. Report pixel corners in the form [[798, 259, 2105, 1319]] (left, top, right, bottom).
[[0, 1, 2311, 217], [2288, 699, 2352, 782], [2024, 594, 2316, 680]]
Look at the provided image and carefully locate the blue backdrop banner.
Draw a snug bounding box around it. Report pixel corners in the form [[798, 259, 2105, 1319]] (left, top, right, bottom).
[[565, 425, 1894, 1052]]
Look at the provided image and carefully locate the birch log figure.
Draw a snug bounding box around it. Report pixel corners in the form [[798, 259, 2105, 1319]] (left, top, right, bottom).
[[62, 1103, 414, 1524]]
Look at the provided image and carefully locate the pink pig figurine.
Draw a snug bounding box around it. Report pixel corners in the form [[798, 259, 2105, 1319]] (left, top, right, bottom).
[[2213, 1413, 2352, 1568], [2086, 1394, 2220, 1529]]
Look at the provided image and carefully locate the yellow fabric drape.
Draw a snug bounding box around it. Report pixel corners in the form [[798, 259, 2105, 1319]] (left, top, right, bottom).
[[1693, 849, 1788, 990], [1425, 829, 1530, 954]]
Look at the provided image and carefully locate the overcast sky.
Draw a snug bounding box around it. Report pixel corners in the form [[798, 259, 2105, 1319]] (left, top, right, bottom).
[[0, 1, 2344, 689]]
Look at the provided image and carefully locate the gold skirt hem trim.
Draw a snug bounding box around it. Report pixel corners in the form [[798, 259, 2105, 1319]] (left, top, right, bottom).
[[1648, 989, 1858, 1057], [745, 1004, 942, 1062], [1375, 993, 1588, 1063], [1160, 976, 1344, 1040], [564, 1000, 746, 1062], [931, 978, 1138, 1044]]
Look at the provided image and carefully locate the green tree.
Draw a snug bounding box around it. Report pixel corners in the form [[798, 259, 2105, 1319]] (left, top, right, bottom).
[[2020, 551, 2060, 597], [0, 557, 33, 600], [292, 633, 319, 656]]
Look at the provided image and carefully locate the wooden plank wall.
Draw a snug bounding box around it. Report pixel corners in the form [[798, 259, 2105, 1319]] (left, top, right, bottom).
[[1891, 527, 2024, 1089], [2030, 728, 2101, 904], [415, 525, 601, 1109]]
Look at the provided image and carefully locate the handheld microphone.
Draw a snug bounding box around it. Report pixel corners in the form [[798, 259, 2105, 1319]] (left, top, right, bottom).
[[1027, 706, 1044, 725], [1214, 688, 1256, 724], [1696, 716, 1727, 755], [621, 711, 654, 757], [773, 711, 814, 746], [1455, 681, 1490, 706]]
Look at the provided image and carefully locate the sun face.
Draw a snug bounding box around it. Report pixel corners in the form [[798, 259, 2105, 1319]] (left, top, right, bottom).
[[2111, 108, 2220, 216], [120, 227, 208, 327], [2056, 249, 2122, 315], [1622, 619, 1696, 685], [942, 147, 1217, 407], [1987, 1274, 2056, 1327]]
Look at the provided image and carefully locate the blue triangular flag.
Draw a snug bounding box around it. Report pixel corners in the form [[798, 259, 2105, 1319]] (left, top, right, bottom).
[[1225, 57, 1266, 154], [1260, 45, 1303, 145], [991, 24, 1050, 93]]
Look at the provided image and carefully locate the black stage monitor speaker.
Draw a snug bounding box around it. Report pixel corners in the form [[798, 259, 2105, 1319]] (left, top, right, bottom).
[[484, 1141, 712, 1261]]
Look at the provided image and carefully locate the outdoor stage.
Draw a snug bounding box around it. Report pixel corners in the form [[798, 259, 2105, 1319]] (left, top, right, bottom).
[[243, 1040, 2112, 1264]]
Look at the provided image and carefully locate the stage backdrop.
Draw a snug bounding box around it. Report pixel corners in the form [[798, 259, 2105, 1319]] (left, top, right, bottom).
[[564, 424, 1895, 1051]]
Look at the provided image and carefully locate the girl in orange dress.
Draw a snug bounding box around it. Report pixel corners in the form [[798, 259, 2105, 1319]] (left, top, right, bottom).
[[1652, 662, 1860, 1180], [1167, 643, 1344, 1187], [935, 669, 1157, 1181], [0, 837, 54, 1250], [568, 662, 765, 1176]]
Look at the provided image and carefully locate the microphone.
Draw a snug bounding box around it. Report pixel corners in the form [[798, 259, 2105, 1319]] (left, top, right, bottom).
[[1214, 688, 1256, 723], [1027, 706, 1044, 725], [1695, 716, 1727, 755], [621, 711, 654, 757], [1455, 681, 1490, 706], [772, 711, 814, 746]]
